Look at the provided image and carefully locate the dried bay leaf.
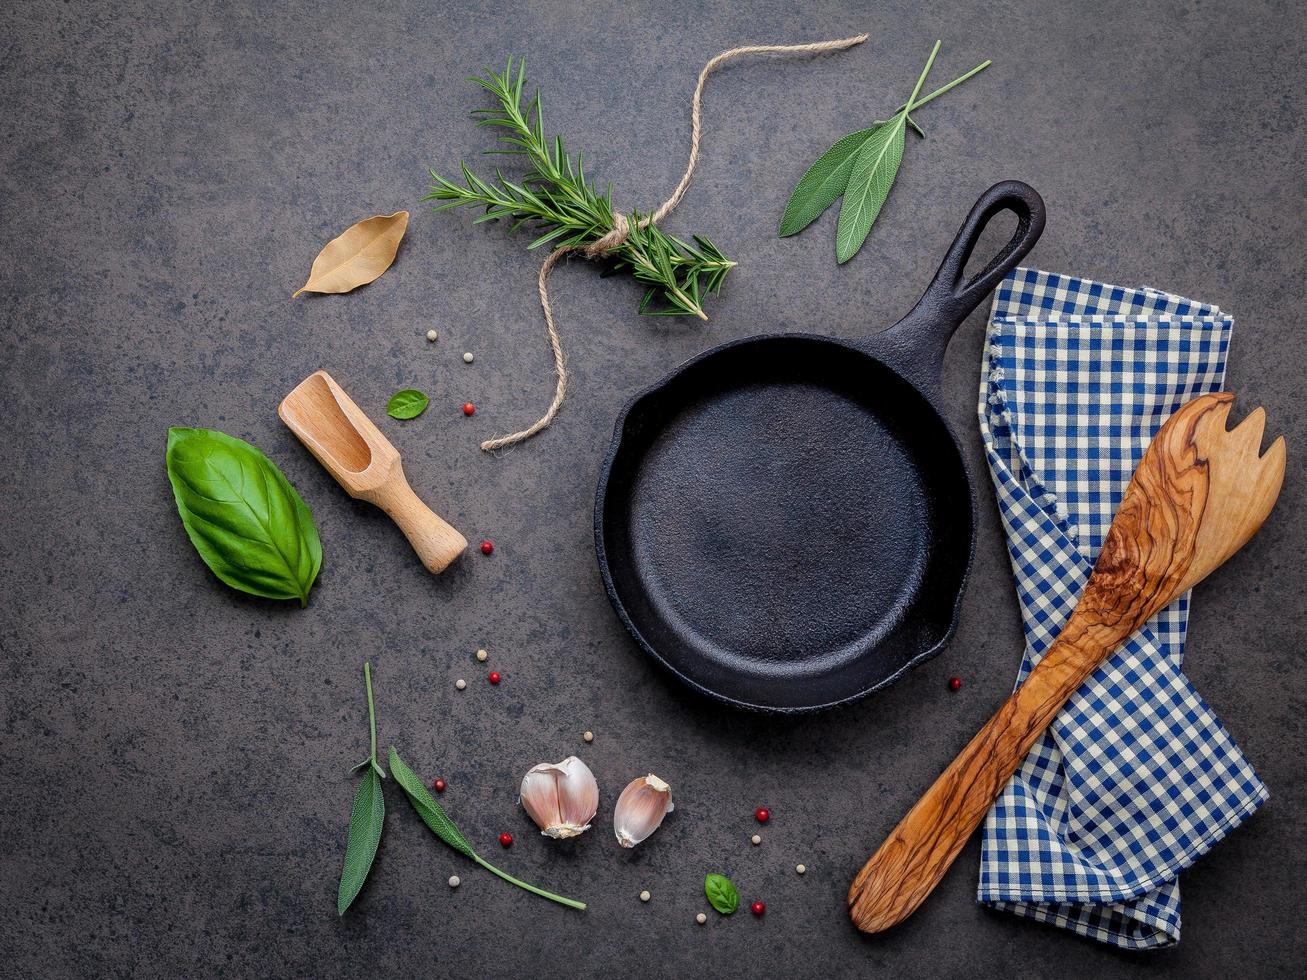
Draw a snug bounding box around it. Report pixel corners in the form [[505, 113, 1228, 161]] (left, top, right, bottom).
[[293, 210, 409, 298]]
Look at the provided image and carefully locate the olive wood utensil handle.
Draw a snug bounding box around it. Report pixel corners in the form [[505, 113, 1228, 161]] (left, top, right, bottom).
[[849, 392, 1286, 934], [847, 623, 1122, 933]]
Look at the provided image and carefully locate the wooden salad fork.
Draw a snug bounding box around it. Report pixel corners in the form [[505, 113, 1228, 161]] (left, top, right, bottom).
[[279, 370, 467, 574], [848, 393, 1286, 934]]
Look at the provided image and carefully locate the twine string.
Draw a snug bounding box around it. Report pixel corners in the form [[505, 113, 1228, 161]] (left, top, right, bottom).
[[480, 33, 869, 453]]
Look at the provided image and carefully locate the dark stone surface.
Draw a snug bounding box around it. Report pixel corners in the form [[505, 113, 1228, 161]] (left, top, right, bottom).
[[2, 1, 1303, 976]]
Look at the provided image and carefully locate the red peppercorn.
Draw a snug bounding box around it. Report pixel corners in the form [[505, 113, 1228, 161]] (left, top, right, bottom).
[[755, 807, 770, 824], [432, 778, 446, 793], [488, 671, 501, 685], [480, 540, 494, 555], [462, 402, 476, 416], [949, 677, 962, 692], [499, 832, 513, 847], [751, 901, 765, 916]]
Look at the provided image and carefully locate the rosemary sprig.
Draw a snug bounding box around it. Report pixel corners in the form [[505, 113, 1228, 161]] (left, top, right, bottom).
[[426, 57, 735, 320]]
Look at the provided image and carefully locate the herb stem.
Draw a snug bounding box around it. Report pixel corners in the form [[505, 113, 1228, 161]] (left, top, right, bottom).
[[472, 854, 588, 911], [898, 59, 992, 115], [904, 40, 942, 118], [363, 661, 383, 778]]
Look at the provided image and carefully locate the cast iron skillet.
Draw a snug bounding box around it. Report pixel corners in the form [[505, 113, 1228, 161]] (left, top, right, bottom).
[[595, 181, 1045, 713]]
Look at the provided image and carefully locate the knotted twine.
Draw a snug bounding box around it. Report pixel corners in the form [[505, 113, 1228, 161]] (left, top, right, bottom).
[[481, 34, 869, 452]]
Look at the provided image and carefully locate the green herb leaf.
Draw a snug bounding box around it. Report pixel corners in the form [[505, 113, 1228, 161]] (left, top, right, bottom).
[[705, 873, 739, 915], [165, 427, 322, 606], [783, 42, 991, 263], [387, 747, 476, 859], [834, 120, 907, 263], [337, 662, 386, 916], [386, 389, 429, 420], [337, 767, 384, 916], [778, 126, 881, 237], [390, 746, 587, 910]]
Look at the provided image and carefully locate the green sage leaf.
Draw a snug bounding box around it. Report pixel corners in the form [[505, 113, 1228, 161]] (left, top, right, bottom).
[[778, 125, 881, 237], [704, 873, 739, 915], [834, 119, 907, 263], [834, 43, 941, 264], [386, 389, 429, 420], [337, 767, 384, 916], [165, 427, 322, 606], [388, 747, 477, 859]]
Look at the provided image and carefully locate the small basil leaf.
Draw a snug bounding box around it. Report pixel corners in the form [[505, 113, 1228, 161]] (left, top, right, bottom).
[[165, 427, 323, 606], [705, 873, 739, 915], [388, 747, 477, 859], [387, 389, 429, 420], [337, 767, 385, 916], [778, 125, 883, 237]]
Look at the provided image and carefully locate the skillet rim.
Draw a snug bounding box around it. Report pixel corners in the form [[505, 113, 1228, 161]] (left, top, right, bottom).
[[593, 330, 977, 714]]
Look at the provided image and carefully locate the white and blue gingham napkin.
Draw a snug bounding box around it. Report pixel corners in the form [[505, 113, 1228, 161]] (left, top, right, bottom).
[[976, 267, 1268, 949]]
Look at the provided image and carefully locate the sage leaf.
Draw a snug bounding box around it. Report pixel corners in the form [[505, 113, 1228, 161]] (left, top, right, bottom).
[[390, 746, 586, 910], [834, 121, 907, 263], [834, 42, 941, 264], [165, 427, 322, 606], [705, 873, 739, 915], [778, 126, 881, 237], [293, 211, 408, 298], [337, 767, 384, 916], [785, 41, 989, 264], [386, 388, 429, 420], [388, 747, 476, 859]]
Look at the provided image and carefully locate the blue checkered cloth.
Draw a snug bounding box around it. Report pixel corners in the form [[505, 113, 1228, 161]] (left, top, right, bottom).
[[976, 267, 1268, 949]]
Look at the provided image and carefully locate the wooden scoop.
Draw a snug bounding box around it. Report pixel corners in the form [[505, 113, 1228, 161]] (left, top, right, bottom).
[[848, 392, 1286, 934], [278, 371, 467, 573]]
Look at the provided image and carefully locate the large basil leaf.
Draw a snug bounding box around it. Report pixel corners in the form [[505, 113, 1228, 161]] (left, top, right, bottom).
[[165, 427, 323, 606]]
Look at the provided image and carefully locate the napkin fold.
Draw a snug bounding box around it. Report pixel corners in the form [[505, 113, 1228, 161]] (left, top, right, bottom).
[[976, 267, 1267, 948]]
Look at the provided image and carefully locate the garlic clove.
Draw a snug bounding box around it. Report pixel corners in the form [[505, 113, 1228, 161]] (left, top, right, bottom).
[[519, 756, 599, 839], [555, 756, 600, 833], [613, 773, 674, 848]]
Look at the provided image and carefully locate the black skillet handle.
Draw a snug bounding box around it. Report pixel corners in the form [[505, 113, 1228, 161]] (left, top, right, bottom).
[[876, 181, 1045, 390]]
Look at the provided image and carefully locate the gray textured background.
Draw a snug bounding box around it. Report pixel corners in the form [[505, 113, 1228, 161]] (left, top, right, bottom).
[[3, 1, 1304, 977]]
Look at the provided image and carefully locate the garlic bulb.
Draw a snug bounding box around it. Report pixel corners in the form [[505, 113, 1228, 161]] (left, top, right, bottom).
[[613, 774, 674, 848], [519, 756, 599, 839]]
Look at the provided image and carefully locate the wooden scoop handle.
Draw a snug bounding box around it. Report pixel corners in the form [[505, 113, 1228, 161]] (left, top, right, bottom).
[[847, 622, 1121, 933], [362, 468, 467, 574]]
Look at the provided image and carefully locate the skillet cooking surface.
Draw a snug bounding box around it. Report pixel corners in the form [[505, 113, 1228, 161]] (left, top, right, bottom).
[[598, 336, 972, 711]]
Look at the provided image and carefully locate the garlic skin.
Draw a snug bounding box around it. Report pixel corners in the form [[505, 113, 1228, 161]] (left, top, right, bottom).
[[519, 756, 599, 839], [613, 774, 674, 848]]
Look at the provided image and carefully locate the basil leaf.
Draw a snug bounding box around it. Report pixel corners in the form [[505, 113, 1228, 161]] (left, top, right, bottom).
[[704, 873, 739, 915], [337, 767, 384, 916], [778, 125, 882, 237], [387, 389, 429, 420], [388, 747, 477, 859], [165, 427, 322, 606], [834, 118, 906, 263]]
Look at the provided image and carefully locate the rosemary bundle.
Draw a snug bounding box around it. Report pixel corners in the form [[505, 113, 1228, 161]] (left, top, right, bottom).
[[425, 37, 870, 450], [427, 58, 734, 320]]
